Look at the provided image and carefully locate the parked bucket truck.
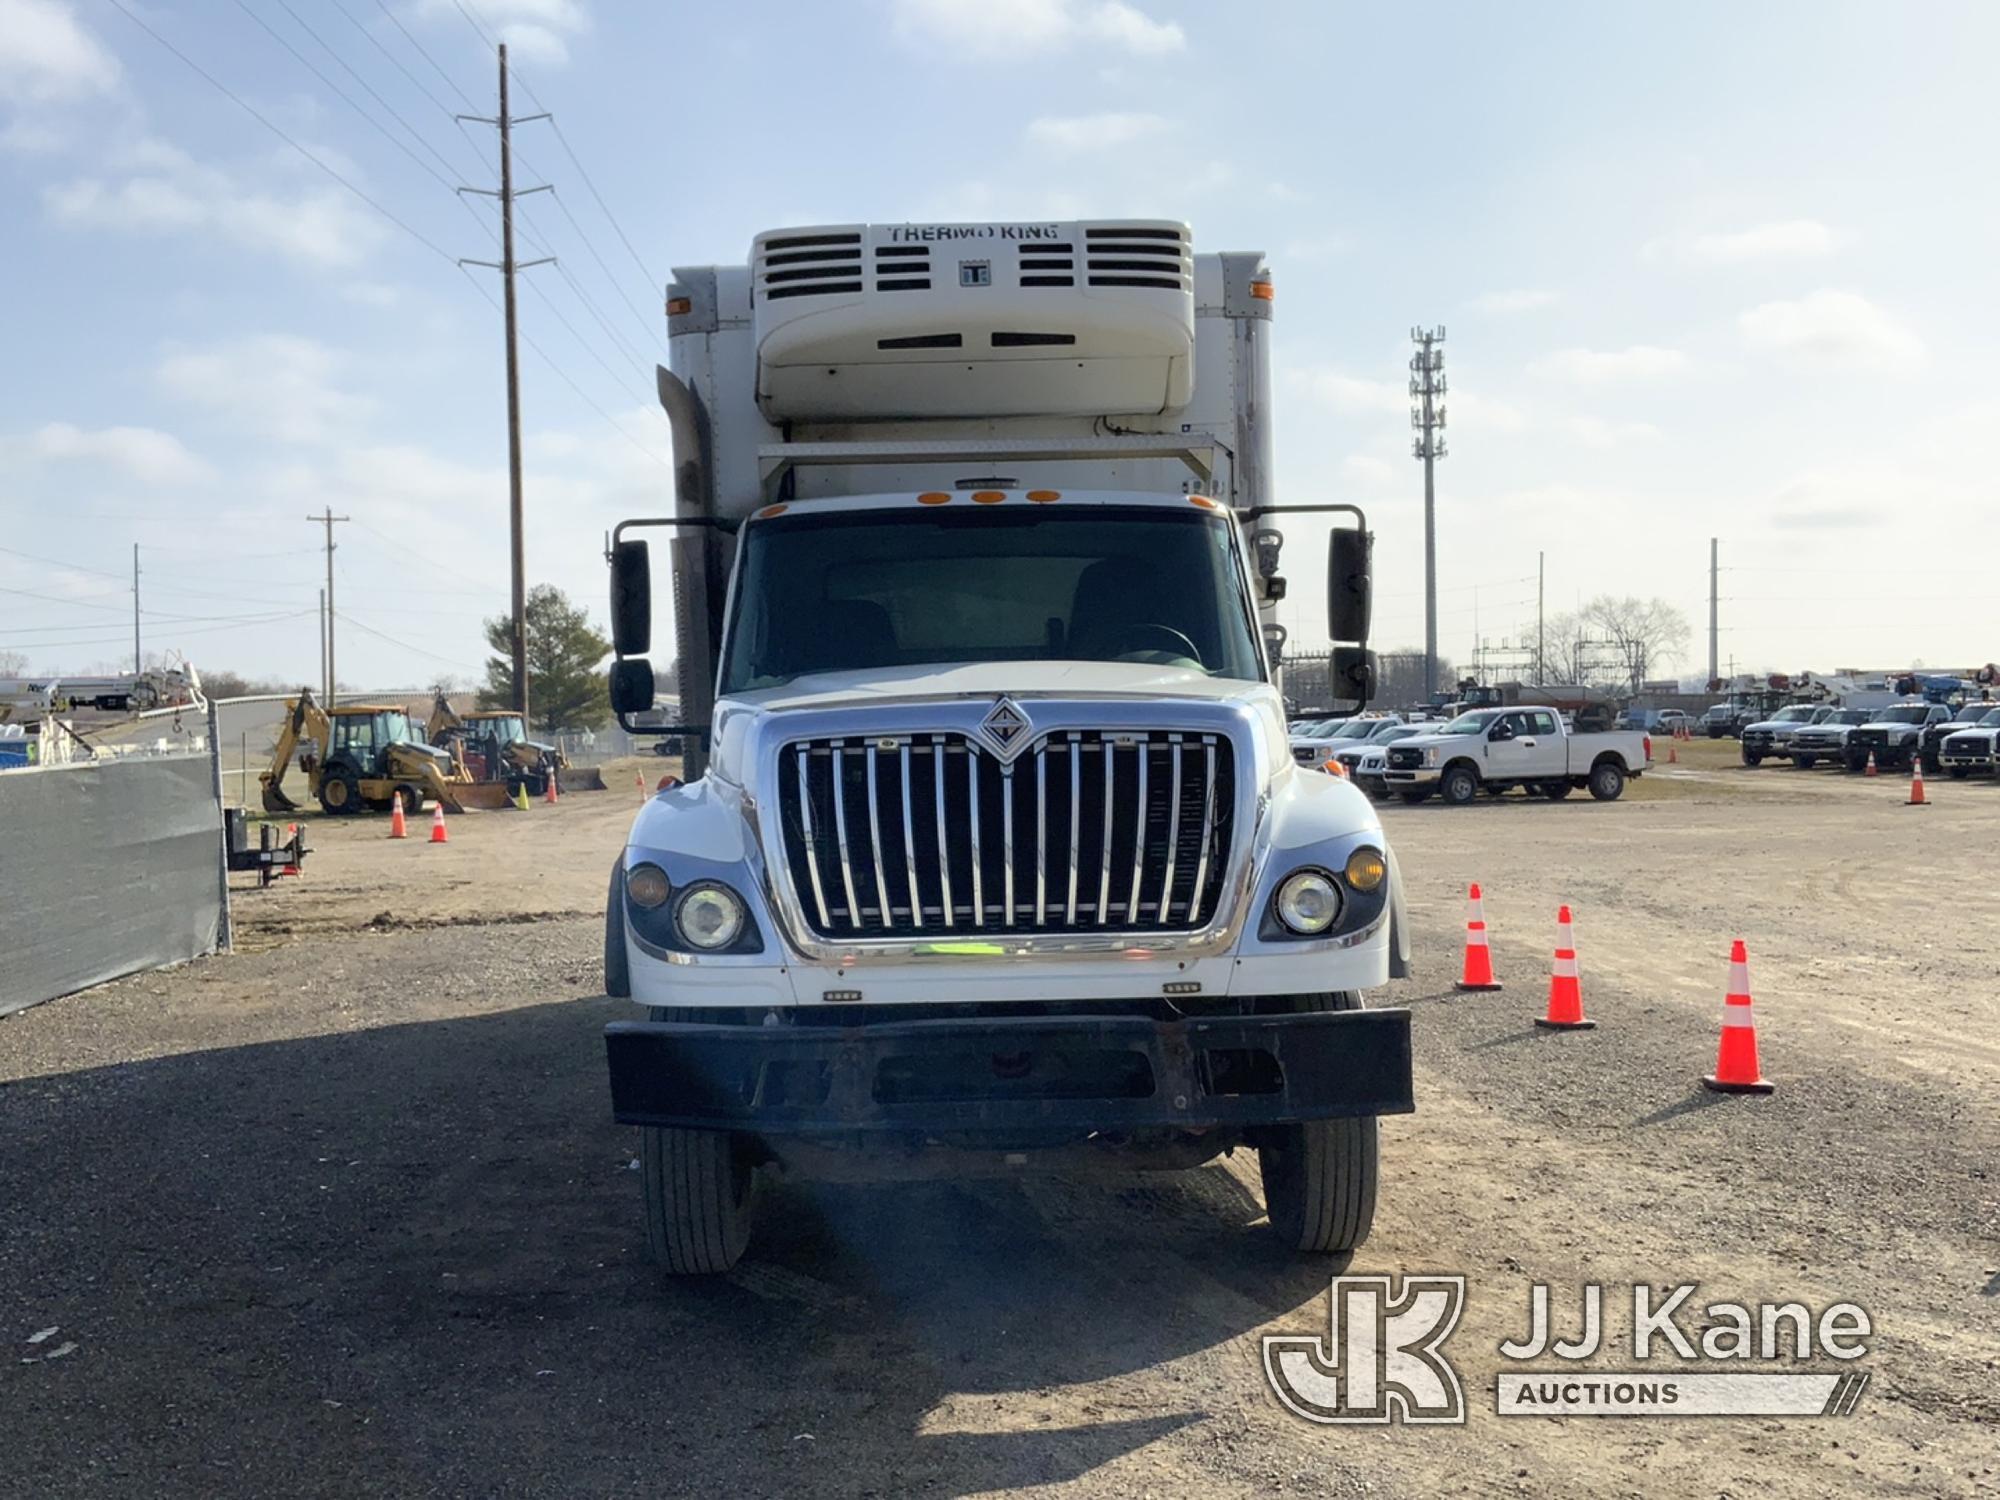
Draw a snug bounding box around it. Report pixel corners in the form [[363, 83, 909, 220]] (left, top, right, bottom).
[[599, 219, 1411, 1274]]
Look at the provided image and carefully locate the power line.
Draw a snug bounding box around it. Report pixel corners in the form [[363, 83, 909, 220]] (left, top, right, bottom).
[[333, 0, 475, 139], [270, 0, 470, 182], [372, 0, 478, 111], [102, 0, 457, 263], [335, 608, 485, 673]]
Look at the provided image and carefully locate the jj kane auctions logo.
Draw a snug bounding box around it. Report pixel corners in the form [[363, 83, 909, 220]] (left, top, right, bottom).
[[1265, 1277, 1872, 1423]]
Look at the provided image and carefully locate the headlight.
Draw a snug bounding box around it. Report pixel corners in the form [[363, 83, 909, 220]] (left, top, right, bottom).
[[1276, 870, 1342, 935], [625, 862, 670, 909], [1343, 847, 1387, 892], [674, 882, 746, 950], [1423, 746, 1439, 767]]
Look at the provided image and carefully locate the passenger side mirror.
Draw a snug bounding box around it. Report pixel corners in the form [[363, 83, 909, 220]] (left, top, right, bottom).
[[1331, 646, 1375, 705], [609, 658, 655, 716], [1327, 527, 1371, 645], [610, 540, 652, 656]]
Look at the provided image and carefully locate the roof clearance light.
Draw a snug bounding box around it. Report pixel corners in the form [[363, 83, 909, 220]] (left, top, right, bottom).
[[971, 490, 1006, 505], [757, 503, 788, 519], [1189, 495, 1218, 509], [917, 491, 951, 505], [666, 296, 693, 315], [1026, 489, 1061, 503], [1250, 279, 1275, 301]]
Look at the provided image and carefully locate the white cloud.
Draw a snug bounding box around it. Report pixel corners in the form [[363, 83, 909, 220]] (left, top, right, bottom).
[[892, 0, 1184, 59], [156, 335, 376, 445], [26, 422, 214, 484], [1286, 367, 1406, 416], [1470, 288, 1557, 314], [1565, 415, 1663, 449], [1448, 390, 1528, 433], [44, 136, 388, 269], [0, 0, 119, 104], [1737, 289, 1925, 374], [341, 281, 405, 308], [416, 0, 588, 66], [1026, 111, 1169, 153], [0, 118, 68, 154], [1528, 345, 1690, 383], [1339, 454, 1397, 489], [1651, 218, 1839, 266]]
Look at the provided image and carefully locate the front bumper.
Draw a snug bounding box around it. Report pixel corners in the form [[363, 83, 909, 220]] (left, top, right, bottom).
[[604, 1006, 1414, 1134]]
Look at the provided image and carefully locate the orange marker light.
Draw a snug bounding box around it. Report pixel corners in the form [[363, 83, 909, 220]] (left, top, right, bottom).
[[666, 296, 693, 315], [757, 503, 788, 519], [971, 490, 1006, 504], [1189, 494, 1218, 509], [1250, 280, 1275, 301], [1026, 489, 1061, 503], [917, 491, 951, 505]]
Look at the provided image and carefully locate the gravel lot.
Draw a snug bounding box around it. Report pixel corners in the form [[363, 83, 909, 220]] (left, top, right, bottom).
[[4, 748, 1997, 1498]]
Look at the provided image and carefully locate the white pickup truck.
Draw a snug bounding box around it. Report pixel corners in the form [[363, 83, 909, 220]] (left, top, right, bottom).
[[1379, 705, 1652, 804]]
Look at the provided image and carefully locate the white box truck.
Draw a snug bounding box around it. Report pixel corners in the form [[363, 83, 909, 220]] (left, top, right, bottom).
[[601, 219, 1412, 1273]]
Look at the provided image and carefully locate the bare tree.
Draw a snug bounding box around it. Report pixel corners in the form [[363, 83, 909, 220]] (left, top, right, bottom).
[[0, 649, 27, 677], [1578, 596, 1690, 695]]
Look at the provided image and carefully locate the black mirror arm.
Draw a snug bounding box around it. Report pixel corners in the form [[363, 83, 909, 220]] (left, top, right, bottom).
[[616, 716, 711, 739]]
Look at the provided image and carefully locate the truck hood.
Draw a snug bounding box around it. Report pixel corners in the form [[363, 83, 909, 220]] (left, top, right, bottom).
[[729, 660, 1273, 714]]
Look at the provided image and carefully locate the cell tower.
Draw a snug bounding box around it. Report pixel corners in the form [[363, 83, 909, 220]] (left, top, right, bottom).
[[1410, 327, 1448, 700]]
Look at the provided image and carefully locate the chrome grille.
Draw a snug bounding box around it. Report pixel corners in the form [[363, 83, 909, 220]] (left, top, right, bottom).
[[777, 730, 1234, 937]]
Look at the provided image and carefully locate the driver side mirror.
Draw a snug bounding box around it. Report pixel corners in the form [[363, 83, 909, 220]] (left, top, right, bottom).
[[610, 540, 651, 656], [1327, 526, 1371, 646], [610, 659, 654, 716], [1488, 720, 1516, 742]]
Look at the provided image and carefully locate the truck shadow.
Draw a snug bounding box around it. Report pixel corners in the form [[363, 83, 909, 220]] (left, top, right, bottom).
[[1, 996, 1339, 1498]]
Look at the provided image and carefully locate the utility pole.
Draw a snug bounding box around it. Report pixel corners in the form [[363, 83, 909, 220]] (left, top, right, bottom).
[[1537, 551, 1545, 682], [1410, 328, 1447, 701], [458, 44, 551, 724], [318, 588, 327, 701], [132, 543, 141, 675], [307, 509, 349, 703], [1708, 537, 1719, 689]]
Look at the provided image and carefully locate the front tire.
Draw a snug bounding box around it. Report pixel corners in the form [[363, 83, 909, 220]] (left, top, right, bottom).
[[1439, 765, 1479, 805], [1258, 993, 1378, 1255], [318, 767, 363, 816], [1588, 760, 1627, 801], [1793, 754, 1817, 769], [1742, 750, 1763, 767], [641, 1120, 755, 1276]]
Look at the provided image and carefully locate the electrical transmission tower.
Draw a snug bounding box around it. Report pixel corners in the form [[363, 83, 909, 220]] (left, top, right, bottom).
[[1410, 327, 1447, 701]]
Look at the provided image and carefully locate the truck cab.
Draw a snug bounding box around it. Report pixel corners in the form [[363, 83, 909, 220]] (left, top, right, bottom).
[[1845, 701, 1952, 773], [599, 220, 1409, 1274], [1739, 703, 1829, 766]]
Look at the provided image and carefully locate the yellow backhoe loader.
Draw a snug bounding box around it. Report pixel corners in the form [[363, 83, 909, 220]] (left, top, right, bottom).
[[426, 693, 605, 793], [259, 690, 514, 815]]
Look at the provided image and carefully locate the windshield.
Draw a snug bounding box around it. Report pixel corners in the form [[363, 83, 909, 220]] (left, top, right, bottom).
[[1878, 706, 1929, 724], [1810, 707, 1835, 722], [1981, 707, 2000, 726], [1771, 706, 1814, 723], [1829, 709, 1871, 725], [1438, 710, 1499, 735], [486, 715, 526, 743], [720, 505, 1265, 692], [1330, 719, 1385, 740]]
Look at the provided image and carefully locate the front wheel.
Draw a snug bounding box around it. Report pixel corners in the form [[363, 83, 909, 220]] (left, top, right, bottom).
[[1588, 760, 1627, 801], [1742, 750, 1763, 767], [1793, 754, 1817, 770], [318, 768, 363, 816], [641, 1123, 756, 1275], [1258, 993, 1378, 1255], [1439, 765, 1480, 805]]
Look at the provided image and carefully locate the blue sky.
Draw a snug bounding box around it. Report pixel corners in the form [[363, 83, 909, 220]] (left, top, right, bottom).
[[3, 0, 1995, 689]]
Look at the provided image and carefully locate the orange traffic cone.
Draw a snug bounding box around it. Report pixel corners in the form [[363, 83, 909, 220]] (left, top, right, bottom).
[[1667, 741, 1679, 764], [1702, 939, 1774, 1093], [657, 774, 681, 792], [1907, 760, 1928, 806], [1864, 750, 1879, 777], [281, 823, 301, 878], [544, 773, 558, 805], [389, 793, 408, 840], [1535, 905, 1596, 1030], [1453, 883, 1503, 991], [636, 771, 646, 802], [428, 804, 449, 845]]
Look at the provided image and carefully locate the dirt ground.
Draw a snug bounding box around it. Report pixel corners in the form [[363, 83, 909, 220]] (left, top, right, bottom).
[[3, 745, 1997, 1498]]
